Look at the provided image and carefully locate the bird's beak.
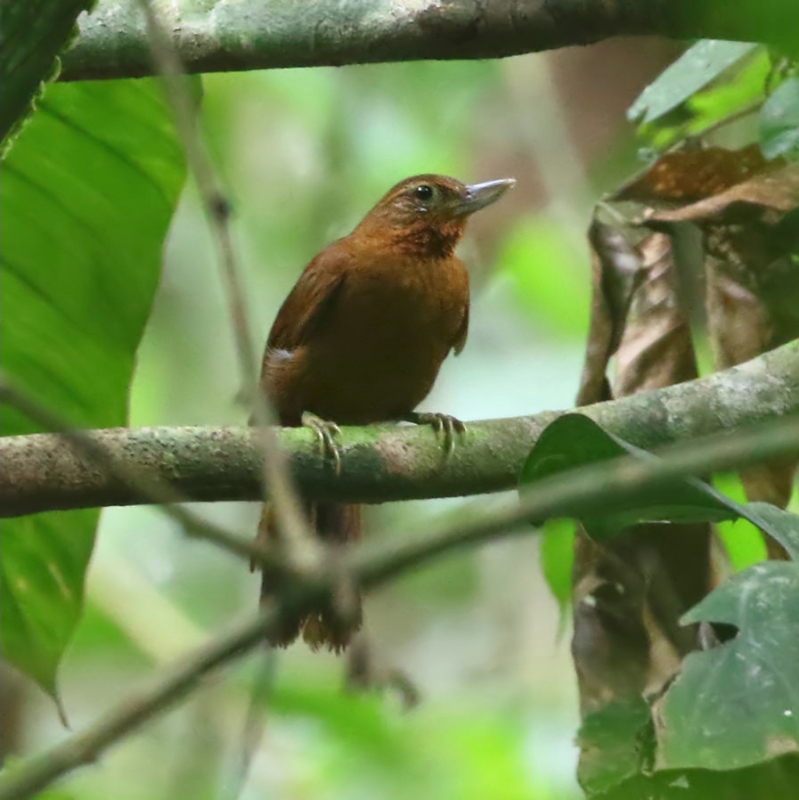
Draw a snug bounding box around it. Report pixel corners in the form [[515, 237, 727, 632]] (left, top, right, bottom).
[[454, 178, 516, 216]]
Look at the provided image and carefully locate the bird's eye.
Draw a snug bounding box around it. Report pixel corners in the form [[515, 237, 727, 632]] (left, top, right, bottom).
[[414, 184, 434, 201]]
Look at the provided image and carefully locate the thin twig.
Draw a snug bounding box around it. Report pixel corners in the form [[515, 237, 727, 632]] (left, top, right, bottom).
[[2, 413, 798, 800], [0, 375, 275, 569], [134, 11, 318, 791], [0, 606, 297, 800], [135, 0, 315, 564]]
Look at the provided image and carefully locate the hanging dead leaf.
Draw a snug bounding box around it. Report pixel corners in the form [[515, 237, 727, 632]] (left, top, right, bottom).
[[653, 160, 799, 558], [572, 224, 710, 718], [575, 219, 644, 406], [613, 232, 699, 395]]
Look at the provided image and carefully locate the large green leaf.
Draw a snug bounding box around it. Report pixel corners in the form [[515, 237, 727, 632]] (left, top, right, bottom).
[[0, 79, 186, 697], [519, 415, 797, 546], [656, 553, 799, 771], [519, 414, 739, 539]]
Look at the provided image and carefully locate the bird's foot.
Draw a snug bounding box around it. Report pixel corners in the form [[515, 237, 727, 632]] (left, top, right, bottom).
[[404, 411, 466, 456], [345, 635, 421, 710], [302, 411, 343, 475]]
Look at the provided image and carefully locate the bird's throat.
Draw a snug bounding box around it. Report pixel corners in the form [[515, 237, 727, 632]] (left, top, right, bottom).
[[388, 218, 466, 259]]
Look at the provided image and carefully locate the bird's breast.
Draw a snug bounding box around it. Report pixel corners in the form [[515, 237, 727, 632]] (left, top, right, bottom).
[[293, 256, 468, 424]]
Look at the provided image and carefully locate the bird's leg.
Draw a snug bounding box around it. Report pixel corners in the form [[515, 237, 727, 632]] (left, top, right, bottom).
[[345, 633, 421, 710], [403, 411, 466, 456], [302, 411, 343, 475]]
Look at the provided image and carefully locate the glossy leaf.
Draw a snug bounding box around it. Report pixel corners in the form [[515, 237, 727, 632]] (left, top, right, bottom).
[[628, 40, 759, 125], [759, 77, 799, 160], [739, 503, 799, 560], [0, 0, 91, 146], [656, 557, 799, 771], [634, 50, 771, 152], [0, 79, 186, 696], [519, 414, 739, 539]]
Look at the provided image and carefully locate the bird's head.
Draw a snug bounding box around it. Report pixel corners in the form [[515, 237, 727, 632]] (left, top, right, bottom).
[[354, 174, 516, 258]]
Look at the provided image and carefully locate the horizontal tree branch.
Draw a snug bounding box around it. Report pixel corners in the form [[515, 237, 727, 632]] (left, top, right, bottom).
[[60, 0, 799, 82], [2, 341, 798, 517], [3, 406, 799, 800]]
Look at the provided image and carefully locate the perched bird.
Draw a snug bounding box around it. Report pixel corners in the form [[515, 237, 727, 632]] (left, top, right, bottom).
[[257, 173, 515, 650]]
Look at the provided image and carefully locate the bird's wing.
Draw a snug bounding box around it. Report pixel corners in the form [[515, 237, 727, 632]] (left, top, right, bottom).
[[266, 245, 348, 353], [451, 302, 469, 355]]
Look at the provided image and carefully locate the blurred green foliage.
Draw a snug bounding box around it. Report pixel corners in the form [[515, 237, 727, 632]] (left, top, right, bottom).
[[497, 218, 590, 339], [2, 55, 589, 799], [4, 13, 797, 799]]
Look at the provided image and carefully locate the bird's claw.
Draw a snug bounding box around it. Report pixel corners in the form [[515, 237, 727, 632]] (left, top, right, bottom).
[[302, 411, 342, 474], [407, 411, 466, 457]]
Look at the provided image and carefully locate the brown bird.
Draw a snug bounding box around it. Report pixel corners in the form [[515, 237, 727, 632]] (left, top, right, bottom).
[[257, 173, 515, 650]]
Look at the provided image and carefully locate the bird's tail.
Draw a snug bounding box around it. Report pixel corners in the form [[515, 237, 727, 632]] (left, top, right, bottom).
[[254, 501, 362, 652]]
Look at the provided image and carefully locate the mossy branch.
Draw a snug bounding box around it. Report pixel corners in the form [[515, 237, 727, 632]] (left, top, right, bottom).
[[60, 0, 799, 82], [2, 341, 798, 517]]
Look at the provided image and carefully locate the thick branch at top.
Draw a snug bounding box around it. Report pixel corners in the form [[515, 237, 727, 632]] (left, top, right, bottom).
[[60, 0, 799, 82], [2, 341, 798, 517]]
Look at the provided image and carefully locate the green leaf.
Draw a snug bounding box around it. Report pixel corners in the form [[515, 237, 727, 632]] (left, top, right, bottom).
[[656, 558, 799, 771], [628, 40, 760, 125], [539, 518, 574, 614], [738, 503, 799, 560], [0, 0, 93, 146], [577, 697, 653, 795], [635, 50, 771, 152], [519, 415, 739, 539], [713, 474, 768, 571], [759, 77, 799, 160], [0, 79, 186, 696]]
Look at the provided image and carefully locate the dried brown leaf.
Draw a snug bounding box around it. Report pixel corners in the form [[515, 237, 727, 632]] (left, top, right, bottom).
[[613, 232, 699, 395], [615, 144, 772, 206], [626, 149, 799, 547], [573, 226, 708, 717], [692, 163, 799, 550], [575, 220, 644, 406], [649, 162, 799, 223]]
